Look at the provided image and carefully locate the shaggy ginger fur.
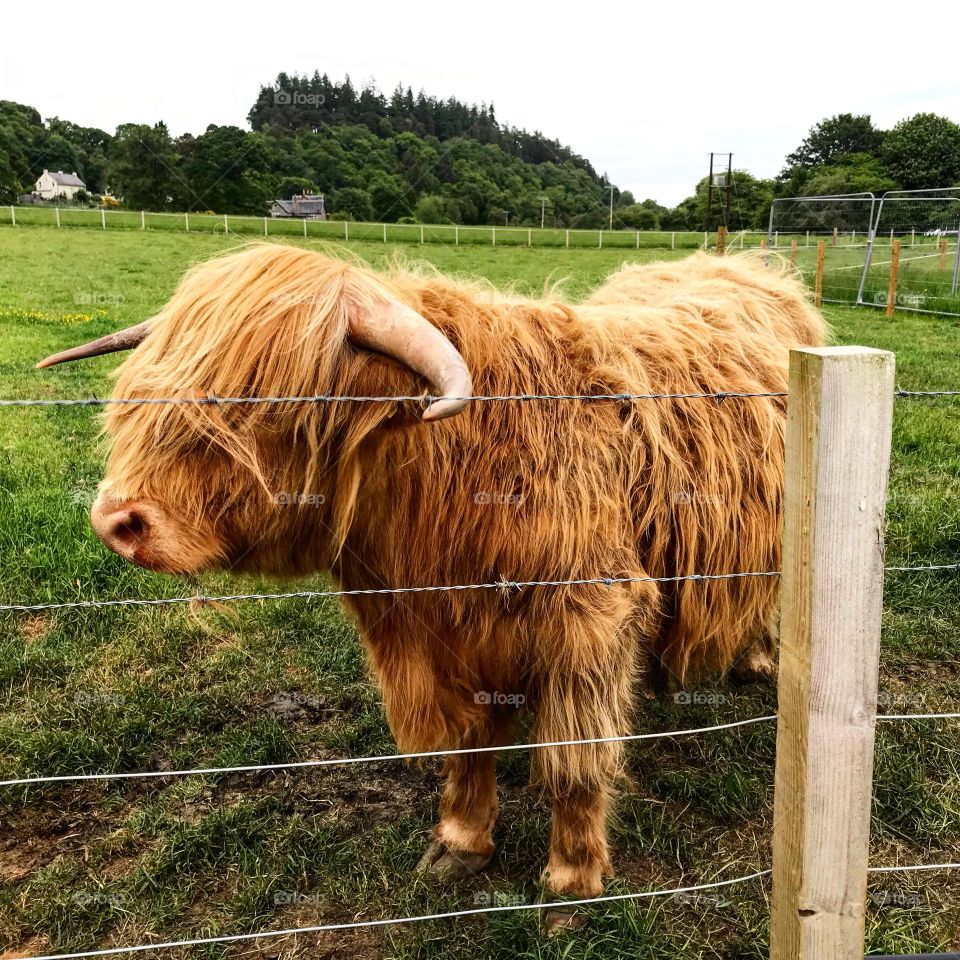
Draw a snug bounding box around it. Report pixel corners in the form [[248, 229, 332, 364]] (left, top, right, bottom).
[[96, 244, 825, 907]]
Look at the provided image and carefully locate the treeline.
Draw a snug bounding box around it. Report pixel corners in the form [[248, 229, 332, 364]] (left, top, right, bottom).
[[2, 79, 959, 231], [0, 75, 626, 228]]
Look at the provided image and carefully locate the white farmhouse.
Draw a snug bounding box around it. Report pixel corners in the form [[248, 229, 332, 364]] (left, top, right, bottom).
[[35, 169, 86, 201]]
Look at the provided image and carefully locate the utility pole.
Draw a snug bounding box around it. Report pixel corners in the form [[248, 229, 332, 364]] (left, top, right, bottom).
[[540, 196, 548, 229], [706, 153, 715, 233], [725, 152, 733, 230], [505, 210, 510, 226], [705, 152, 734, 232], [608, 185, 615, 230]]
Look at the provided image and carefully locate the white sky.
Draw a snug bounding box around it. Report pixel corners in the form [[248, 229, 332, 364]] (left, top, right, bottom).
[[3, 0, 958, 207]]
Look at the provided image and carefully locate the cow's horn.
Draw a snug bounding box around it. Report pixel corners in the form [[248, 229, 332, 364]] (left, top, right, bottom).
[[36, 320, 154, 369], [350, 301, 472, 421]]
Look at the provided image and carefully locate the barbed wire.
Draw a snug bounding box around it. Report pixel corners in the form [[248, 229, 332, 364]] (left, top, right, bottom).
[[0, 386, 957, 407], [1, 563, 955, 616], [11, 861, 960, 960], [0, 715, 777, 788], [895, 388, 960, 398], [0, 390, 787, 408], [0, 570, 781, 614]]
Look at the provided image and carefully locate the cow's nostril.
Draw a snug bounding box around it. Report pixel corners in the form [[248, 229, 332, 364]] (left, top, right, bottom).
[[114, 514, 146, 545]]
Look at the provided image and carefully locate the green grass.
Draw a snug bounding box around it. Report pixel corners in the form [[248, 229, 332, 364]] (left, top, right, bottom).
[[0, 227, 958, 959]]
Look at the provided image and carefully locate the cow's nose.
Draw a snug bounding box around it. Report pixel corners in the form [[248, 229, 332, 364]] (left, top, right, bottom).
[[90, 497, 151, 560]]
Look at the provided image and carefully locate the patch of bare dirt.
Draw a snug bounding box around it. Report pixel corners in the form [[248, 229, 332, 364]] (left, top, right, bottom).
[[18, 614, 51, 642]]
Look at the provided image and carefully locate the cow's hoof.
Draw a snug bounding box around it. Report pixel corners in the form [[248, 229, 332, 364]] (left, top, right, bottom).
[[541, 901, 588, 933], [730, 649, 776, 684], [416, 840, 492, 879]]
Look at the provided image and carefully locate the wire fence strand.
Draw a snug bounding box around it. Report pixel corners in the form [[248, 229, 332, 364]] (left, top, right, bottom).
[[10, 870, 774, 960], [2, 711, 956, 790], [1, 563, 954, 616], [0, 386, 956, 408], [0, 571, 782, 614], [11, 862, 960, 960], [0, 716, 777, 788], [0, 390, 789, 408]]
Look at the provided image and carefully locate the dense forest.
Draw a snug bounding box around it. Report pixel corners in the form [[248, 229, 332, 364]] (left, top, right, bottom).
[[1, 73, 959, 230]]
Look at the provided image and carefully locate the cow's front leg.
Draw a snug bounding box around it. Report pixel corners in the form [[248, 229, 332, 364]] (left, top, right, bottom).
[[417, 749, 499, 878]]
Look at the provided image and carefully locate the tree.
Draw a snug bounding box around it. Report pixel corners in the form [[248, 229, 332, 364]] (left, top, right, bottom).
[[785, 114, 882, 170], [801, 153, 898, 197], [108, 122, 180, 209], [882, 113, 960, 190], [182, 126, 274, 214], [414, 194, 459, 223], [615, 203, 661, 230], [329, 186, 373, 221]]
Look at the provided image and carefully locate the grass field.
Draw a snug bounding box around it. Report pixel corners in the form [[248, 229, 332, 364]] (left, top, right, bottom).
[[0, 227, 958, 959]]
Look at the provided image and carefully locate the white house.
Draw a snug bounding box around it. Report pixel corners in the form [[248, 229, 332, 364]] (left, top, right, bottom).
[[35, 169, 86, 201]]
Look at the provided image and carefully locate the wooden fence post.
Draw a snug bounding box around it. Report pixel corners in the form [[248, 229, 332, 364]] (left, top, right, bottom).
[[770, 345, 894, 960], [55, 206, 61, 228], [886, 238, 901, 319], [2, 209, 902, 960], [832, 227, 838, 246], [716, 225, 727, 256], [813, 240, 826, 307], [101, 209, 106, 229], [671, 231, 676, 250], [9, 205, 14, 226], [565, 229, 570, 249]]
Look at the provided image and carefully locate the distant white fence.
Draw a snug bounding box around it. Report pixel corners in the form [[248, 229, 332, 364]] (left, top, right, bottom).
[[6, 204, 729, 251]]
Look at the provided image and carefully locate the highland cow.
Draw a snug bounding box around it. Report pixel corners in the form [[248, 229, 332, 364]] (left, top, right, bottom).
[[38, 246, 825, 929]]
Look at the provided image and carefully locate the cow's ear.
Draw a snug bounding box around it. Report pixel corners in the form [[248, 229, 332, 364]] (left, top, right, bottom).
[[348, 299, 472, 421]]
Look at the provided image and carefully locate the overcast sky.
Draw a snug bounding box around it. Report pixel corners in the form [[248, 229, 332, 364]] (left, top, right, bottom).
[[3, 0, 958, 207]]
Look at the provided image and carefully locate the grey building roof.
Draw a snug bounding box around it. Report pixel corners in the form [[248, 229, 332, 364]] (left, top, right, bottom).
[[271, 195, 325, 216], [44, 170, 86, 187]]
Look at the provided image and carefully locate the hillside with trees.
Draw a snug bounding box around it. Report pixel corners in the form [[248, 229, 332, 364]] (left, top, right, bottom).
[[1, 80, 958, 231]]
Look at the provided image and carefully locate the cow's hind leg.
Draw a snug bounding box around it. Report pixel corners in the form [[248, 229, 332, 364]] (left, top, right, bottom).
[[532, 587, 651, 931], [417, 749, 499, 878]]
